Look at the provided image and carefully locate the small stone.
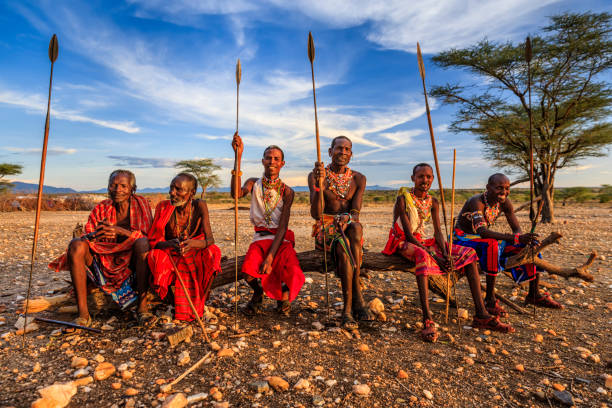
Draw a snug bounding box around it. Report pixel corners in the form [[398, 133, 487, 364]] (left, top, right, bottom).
[[122, 370, 133, 380], [325, 379, 337, 387], [101, 324, 114, 331], [596, 387, 607, 395], [211, 390, 223, 401], [464, 357, 474, 366], [217, 348, 234, 358], [590, 354, 601, 363], [312, 395, 325, 406], [605, 374, 612, 389], [162, 393, 188, 408], [94, 354, 105, 363], [267, 376, 289, 392], [125, 387, 138, 396], [33, 362, 41, 373], [534, 334, 544, 343], [160, 384, 172, 393], [111, 382, 121, 390], [285, 371, 300, 378], [485, 346, 496, 354], [423, 390, 434, 400], [94, 362, 116, 381], [312, 321, 324, 331], [186, 393, 208, 404], [514, 364, 524, 372], [413, 362, 422, 369], [352, 383, 371, 396], [552, 383, 566, 391], [209, 341, 221, 351], [212, 402, 229, 408], [533, 391, 546, 401], [73, 368, 89, 378], [73, 376, 93, 386], [397, 370, 408, 379], [71, 356, 88, 368], [552, 390, 574, 406], [272, 341, 281, 348], [151, 332, 166, 341], [177, 351, 190, 366], [249, 381, 269, 393], [457, 308, 469, 320], [33, 382, 77, 408], [293, 378, 311, 390], [357, 343, 369, 352], [368, 298, 384, 315]]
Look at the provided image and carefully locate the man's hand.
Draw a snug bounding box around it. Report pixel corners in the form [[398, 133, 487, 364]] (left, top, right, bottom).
[[431, 252, 451, 272], [179, 239, 204, 255], [519, 233, 539, 246], [313, 161, 325, 187], [260, 255, 273, 275], [232, 132, 244, 157], [158, 238, 180, 251], [334, 214, 351, 231], [94, 223, 130, 240]]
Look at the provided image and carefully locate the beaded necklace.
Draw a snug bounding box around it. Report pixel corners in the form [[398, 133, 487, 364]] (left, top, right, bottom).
[[325, 164, 352, 199], [261, 175, 285, 225], [172, 200, 193, 240], [410, 188, 432, 223], [482, 192, 500, 227]]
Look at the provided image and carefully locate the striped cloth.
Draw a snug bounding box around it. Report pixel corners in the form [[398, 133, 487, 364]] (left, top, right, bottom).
[[49, 194, 153, 299], [147, 200, 221, 321], [453, 228, 540, 283]]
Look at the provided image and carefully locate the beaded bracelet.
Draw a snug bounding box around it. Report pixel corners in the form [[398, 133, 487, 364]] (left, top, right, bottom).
[[231, 170, 242, 176], [513, 233, 520, 245]]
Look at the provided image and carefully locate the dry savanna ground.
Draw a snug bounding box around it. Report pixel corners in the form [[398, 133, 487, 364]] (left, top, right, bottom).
[[0, 203, 610, 407]]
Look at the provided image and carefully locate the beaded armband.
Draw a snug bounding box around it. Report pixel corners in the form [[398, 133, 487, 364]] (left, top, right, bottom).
[[513, 233, 520, 246], [231, 170, 242, 176]]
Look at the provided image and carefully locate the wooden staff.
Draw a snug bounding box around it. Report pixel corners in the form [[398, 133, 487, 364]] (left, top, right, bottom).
[[23, 34, 58, 344], [308, 32, 330, 319], [525, 36, 536, 233], [416, 43, 449, 238], [167, 255, 210, 342], [445, 150, 457, 324], [233, 58, 241, 331]]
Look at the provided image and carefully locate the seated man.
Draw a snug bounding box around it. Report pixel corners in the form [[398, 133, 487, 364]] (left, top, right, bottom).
[[308, 135, 373, 330], [454, 173, 563, 317], [49, 169, 153, 326], [230, 133, 304, 316], [148, 173, 221, 321], [382, 164, 512, 342]]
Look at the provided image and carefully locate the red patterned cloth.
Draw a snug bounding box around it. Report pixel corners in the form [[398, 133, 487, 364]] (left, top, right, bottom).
[[49, 195, 153, 293], [382, 223, 477, 277], [147, 200, 221, 321], [242, 227, 304, 301]]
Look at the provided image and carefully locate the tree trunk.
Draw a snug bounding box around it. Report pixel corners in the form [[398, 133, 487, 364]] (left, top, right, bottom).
[[540, 179, 555, 223], [200, 186, 206, 200]]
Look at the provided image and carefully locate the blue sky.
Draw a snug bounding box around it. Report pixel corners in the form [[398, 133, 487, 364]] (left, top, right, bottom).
[[1, 0, 610, 191]]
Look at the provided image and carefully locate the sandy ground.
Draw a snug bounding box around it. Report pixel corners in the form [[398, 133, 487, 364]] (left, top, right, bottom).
[[0, 203, 610, 407]]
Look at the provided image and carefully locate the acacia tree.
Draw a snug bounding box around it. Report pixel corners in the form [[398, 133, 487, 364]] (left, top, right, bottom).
[[430, 12, 612, 223], [174, 159, 221, 198], [0, 163, 23, 193]]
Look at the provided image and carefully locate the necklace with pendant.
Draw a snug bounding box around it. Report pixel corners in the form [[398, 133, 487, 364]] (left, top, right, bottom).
[[173, 201, 193, 240], [262, 176, 284, 225], [326, 164, 352, 199], [482, 192, 500, 227]]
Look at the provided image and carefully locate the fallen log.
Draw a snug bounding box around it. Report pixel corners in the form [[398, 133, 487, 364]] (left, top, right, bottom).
[[212, 250, 456, 305], [503, 232, 596, 282]]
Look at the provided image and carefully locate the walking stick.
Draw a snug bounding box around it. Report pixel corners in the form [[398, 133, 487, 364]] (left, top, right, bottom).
[[445, 150, 457, 324], [308, 32, 331, 320], [167, 255, 210, 343], [416, 43, 449, 239], [23, 34, 58, 345], [525, 37, 537, 316], [233, 58, 241, 331]]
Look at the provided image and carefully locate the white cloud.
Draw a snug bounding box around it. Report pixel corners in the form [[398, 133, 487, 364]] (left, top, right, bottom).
[[3, 146, 77, 155], [0, 89, 140, 134]]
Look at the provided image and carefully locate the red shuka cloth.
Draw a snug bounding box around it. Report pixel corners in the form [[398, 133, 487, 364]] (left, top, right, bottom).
[[147, 200, 221, 321], [49, 195, 153, 292], [241, 228, 304, 301]]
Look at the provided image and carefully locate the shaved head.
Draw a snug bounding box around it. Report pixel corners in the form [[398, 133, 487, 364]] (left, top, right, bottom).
[[487, 173, 509, 185]]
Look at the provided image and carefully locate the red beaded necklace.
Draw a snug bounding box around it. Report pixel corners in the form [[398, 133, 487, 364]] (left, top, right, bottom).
[[410, 188, 432, 222], [482, 192, 500, 227], [326, 164, 352, 199]]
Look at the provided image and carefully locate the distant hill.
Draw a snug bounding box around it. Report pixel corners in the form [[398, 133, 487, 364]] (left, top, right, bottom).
[[10, 182, 78, 194]]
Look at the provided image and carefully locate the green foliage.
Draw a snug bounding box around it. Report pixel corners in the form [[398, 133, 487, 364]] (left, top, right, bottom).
[[174, 159, 222, 198], [0, 163, 23, 193], [598, 184, 612, 203], [430, 12, 612, 222]]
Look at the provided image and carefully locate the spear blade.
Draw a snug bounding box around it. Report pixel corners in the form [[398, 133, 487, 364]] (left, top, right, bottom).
[[525, 36, 532, 63], [416, 42, 425, 80], [236, 58, 242, 86], [308, 32, 315, 63], [49, 34, 58, 63]]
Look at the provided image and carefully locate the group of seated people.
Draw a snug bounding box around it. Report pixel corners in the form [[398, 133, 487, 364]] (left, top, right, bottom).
[[49, 134, 562, 342]]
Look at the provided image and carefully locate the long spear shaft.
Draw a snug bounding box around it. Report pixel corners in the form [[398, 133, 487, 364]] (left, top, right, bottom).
[[525, 36, 536, 233], [416, 43, 449, 238], [308, 32, 330, 320], [445, 150, 457, 324], [233, 59, 241, 332], [23, 34, 58, 344]]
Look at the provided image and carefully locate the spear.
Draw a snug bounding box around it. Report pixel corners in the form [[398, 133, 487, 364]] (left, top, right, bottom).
[[233, 58, 241, 332], [23, 34, 58, 344], [445, 150, 457, 324], [525, 36, 537, 233], [307, 32, 330, 320], [416, 43, 449, 239]]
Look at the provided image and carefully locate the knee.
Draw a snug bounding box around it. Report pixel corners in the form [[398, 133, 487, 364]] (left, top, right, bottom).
[[133, 238, 150, 255], [68, 239, 88, 258], [346, 222, 363, 241]]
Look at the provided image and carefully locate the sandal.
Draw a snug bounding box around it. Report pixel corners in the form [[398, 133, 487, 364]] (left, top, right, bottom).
[[524, 292, 564, 309], [341, 314, 358, 331], [63, 315, 92, 334], [241, 299, 263, 317], [276, 300, 291, 317], [352, 306, 375, 322], [485, 299, 508, 317], [420, 319, 439, 343], [472, 315, 515, 333], [136, 311, 156, 326]]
